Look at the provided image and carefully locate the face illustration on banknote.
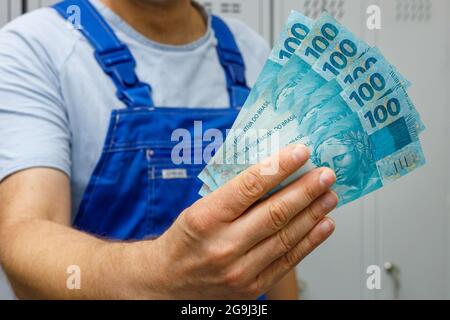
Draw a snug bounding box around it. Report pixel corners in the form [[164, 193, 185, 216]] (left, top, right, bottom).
[[313, 128, 381, 202]]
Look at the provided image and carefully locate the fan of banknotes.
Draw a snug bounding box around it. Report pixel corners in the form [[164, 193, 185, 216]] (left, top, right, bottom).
[[198, 11, 426, 206]]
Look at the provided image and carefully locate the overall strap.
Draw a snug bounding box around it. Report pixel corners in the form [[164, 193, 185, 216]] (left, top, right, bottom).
[[211, 16, 250, 109], [53, 0, 154, 108]]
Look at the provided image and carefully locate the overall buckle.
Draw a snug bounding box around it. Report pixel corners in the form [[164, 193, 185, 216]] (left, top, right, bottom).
[[117, 84, 154, 108], [95, 45, 138, 87], [217, 47, 248, 87]]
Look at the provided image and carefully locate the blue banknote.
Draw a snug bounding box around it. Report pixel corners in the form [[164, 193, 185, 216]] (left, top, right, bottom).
[[304, 87, 425, 205], [201, 14, 345, 188], [269, 13, 344, 114], [296, 48, 423, 139], [218, 15, 371, 160], [271, 21, 370, 117], [220, 54, 411, 171], [199, 13, 426, 202], [234, 13, 344, 131], [203, 53, 423, 190], [199, 183, 212, 197], [271, 86, 425, 202], [233, 10, 313, 127], [203, 85, 426, 205], [198, 11, 313, 188], [296, 47, 412, 122]]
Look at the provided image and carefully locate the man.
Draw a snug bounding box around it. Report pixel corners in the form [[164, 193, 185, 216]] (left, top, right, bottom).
[[0, 0, 338, 299]]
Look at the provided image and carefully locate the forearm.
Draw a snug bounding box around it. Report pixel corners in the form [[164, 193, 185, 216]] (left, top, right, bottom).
[[0, 217, 159, 299], [0, 148, 337, 300]]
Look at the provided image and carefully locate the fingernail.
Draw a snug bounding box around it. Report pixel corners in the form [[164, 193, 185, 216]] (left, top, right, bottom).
[[291, 145, 309, 164], [320, 169, 336, 187], [321, 192, 338, 209], [320, 219, 335, 233]]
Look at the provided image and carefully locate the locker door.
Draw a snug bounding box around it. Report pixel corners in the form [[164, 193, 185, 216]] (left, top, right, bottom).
[[447, 0, 450, 300], [273, 0, 370, 300], [0, 0, 23, 28], [26, 0, 58, 11], [0, 1, 8, 27], [197, 0, 272, 45], [372, 0, 449, 299], [273, 0, 366, 42]]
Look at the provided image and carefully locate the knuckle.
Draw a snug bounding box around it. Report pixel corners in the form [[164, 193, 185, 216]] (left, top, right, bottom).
[[239, 170, 265, 201], [254, 275, 266, 297], [181, 208, 209, 235], [305, 204, 324, 224], [283, 249, 299, 268], [268, 200, 291, 231], [276, 158, 291, 177], [277, 229, 297, 254], [222, 268, 246, 289], [244, 282, 261, 299], [291, 236, 314, 265], [208, 243, 236, 265], [302, 183, 318, 204]]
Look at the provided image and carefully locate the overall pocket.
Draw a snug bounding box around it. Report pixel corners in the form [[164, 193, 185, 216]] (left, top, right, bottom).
[[75, 147, 151, 240], [145, 147, 205, 237]]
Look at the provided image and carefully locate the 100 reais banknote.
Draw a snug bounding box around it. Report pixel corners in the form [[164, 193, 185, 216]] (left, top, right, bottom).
[[198, 11, 426, 206]]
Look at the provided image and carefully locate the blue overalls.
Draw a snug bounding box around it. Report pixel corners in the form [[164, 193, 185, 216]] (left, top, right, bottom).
[[53, 0, 250, 240]]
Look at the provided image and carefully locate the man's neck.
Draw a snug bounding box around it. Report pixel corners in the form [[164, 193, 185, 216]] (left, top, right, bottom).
[[101, 0, 207, 45]]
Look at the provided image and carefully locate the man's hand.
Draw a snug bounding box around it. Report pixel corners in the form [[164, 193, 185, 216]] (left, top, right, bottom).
[[0, 145, 337, 299], [150, 144, 337, 299]]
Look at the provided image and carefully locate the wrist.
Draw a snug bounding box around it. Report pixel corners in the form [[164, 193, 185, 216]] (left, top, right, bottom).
[[123, 239, 169, 299]]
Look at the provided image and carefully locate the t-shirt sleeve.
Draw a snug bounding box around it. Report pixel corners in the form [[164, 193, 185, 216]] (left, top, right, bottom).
[[0, 17, 71, 182]]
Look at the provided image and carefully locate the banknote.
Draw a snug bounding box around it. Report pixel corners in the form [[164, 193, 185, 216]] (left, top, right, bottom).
[[266, 13, 344, 114], [304, 87, 425, 205], [198, 11, 313, 188], [199, 12, 426, 203], [199, 183, 212, 197], [199, 13, 344, 186], [234, 10, 313, 124], [206, 55, 415, 188], [211, 15, 371, 174], [202, 85, 425, 205], [276, 85, 425, 204], [296, 49, 424, 138], [270, 18, 370, 118], [231, 13, 368, 133], [231, 13, 344, 131]]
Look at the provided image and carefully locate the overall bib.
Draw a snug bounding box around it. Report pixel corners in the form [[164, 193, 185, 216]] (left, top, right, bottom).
[[53, 0, 250, 240]]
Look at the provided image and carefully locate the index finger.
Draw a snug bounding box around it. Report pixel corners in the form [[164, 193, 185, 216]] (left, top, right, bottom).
[[206, 144, 311, 222]]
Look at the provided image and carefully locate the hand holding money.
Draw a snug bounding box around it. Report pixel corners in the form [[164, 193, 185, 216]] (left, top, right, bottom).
[[159, 145, 336, 298]]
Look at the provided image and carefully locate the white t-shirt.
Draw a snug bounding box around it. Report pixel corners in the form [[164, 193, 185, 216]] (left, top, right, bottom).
[[0, 0, 270, 216]]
